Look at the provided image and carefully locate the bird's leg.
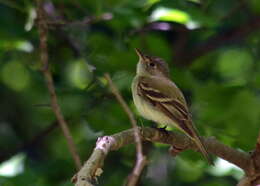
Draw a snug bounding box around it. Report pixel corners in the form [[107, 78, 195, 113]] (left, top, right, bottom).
[[160, 125, 167, 130]]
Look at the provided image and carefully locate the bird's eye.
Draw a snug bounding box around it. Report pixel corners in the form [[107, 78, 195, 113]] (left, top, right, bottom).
[[149, 62, 155, 67]]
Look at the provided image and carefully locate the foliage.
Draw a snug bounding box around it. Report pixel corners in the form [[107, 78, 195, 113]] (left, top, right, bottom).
[[0, 0, 260, 185]]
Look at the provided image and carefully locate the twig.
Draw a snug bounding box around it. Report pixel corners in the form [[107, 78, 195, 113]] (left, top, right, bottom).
[[36, 0, 81, 170], [72, 127, 252, 185], [40, 1, 113, 57], [72, 136, 116, 186], [104, 73, 147, 186]]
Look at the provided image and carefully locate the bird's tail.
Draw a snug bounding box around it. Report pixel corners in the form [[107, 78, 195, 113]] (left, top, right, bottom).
[[192, 135, 214, 165], [186, 120, 214, 165]]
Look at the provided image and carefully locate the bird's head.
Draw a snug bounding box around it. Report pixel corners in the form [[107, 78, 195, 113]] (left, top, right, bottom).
[[135, 48, 170, 78]]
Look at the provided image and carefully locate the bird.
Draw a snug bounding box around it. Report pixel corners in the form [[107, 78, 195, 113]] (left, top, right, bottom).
[[131, 48, 212, 165]]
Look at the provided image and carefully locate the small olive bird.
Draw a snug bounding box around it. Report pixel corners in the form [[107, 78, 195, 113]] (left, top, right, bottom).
[[131, 48, 212, 164]]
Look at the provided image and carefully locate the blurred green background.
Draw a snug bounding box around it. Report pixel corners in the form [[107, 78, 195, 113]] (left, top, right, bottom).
[[0, 0, 260, 185]]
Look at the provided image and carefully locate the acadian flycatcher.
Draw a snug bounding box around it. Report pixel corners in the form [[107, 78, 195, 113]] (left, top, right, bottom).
[[131, 48, 212, 164]]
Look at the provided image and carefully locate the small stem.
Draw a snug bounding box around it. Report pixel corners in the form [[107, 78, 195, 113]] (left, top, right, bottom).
[[104, 73, 147, 186], [36, 0, 81, 170]]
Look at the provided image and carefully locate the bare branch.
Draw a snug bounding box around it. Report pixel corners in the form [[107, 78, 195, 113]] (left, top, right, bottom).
[[36, 0, 81, 170], [72, 127, 251, 185], [104, 73, 147, 186]]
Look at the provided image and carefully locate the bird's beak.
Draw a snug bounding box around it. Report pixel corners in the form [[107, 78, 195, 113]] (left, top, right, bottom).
[[134, 48, 145, 61]]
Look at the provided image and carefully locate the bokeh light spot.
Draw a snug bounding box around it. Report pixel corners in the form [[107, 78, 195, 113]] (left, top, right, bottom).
[[150, 7, 191, 24], [1, 61, 31, 91], [0, 153, 25, 177], [67, 59, 94, 89], [208, 158, 243, 180], [217, 49, 253, 85]]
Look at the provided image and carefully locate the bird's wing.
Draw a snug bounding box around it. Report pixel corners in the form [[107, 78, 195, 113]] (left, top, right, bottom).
[[137, 76, 213, 165], [137, 76, 194, 137]]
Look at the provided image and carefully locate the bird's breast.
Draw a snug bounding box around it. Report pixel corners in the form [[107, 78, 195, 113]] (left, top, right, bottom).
[[131, 78, 172, 124]]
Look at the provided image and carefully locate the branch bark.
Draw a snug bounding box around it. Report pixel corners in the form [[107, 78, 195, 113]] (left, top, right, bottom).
[[72, 127, 252, 186], [36, 0, 81, 170]]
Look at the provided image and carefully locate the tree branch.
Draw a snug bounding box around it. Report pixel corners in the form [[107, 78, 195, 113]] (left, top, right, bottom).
[[36, 0, 81, 170], [104, 73, 147, 186], [72, 127, 251, 185]]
